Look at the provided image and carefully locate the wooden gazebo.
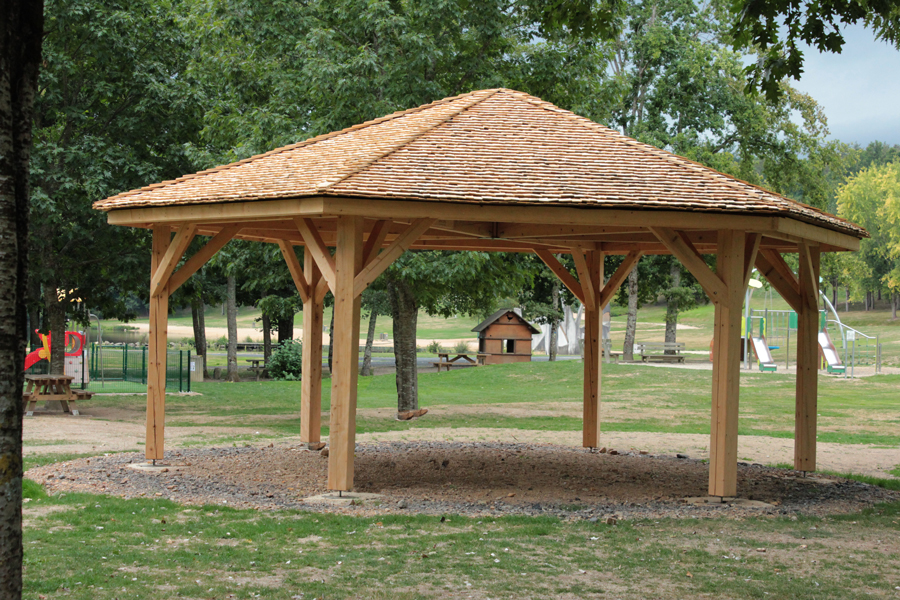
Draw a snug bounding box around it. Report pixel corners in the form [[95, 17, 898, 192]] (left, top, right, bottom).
[[94, 89, 866, 498]]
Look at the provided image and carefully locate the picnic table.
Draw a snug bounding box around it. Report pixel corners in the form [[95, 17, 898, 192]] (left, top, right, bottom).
[[245, 359, 264, 381], [432, 353, 487, 372], [22, 374, 91, 416]]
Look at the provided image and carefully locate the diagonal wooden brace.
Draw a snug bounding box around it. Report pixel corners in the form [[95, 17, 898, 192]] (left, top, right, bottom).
[[278, 240, 309, 303], [167, 225, 241, 295], [353, 218, 435, 298], [599, 250, 642, 308], [650, 227, 727, 303], [150, 223, 196, 298], [295, 217, 337, 293], [534, 249, 585, 305]]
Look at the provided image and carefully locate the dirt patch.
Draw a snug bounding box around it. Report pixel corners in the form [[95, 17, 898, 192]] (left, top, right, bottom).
[[27, 441, 899, 521]]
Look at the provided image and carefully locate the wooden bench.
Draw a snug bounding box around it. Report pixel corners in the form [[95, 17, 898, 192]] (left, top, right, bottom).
[[636, 342, 685, 363]]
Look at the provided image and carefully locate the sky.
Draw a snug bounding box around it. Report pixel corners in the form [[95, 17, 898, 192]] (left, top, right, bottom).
[[792, 24, 900, 147]]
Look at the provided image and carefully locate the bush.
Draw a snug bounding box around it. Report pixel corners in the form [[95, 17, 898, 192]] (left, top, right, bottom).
[[426, 340, 444, 354], [267, 339, 302, 380], [454, 340, 470, 353]]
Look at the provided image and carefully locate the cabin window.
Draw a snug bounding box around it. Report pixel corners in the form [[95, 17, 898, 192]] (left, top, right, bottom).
[[505, 339, 515, 354], [479, 338, 485, 353]]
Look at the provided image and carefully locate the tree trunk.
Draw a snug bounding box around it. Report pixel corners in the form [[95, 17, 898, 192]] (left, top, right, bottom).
[[549, 280, 559, 361], [191, 299, 208, 378], [388, 278, 418, 413], [0, 2, 44, 595], [225, 274, 239, 382], [361, 310, 377, 376], [44, 285, 66, 374], [327, 308, 334, 374], [262, 312, 272, 363], [877, 288, 882, 301], [664, 262, 680, 353], [892, 292, 897, 321], [623, 266, 639, 361], [277, 312, 294, 343], [845, 287, 850, 312]]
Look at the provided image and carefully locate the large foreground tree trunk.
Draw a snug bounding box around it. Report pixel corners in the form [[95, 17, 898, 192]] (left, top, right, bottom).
[[388, 278, 418, 413], [623, 266, 639, 361], [191, 299, 208, 378], [664, 262, 680, 354], [225, 275, 239, 382], [0, 1, 43, 596], [361, 311, 377, 376]]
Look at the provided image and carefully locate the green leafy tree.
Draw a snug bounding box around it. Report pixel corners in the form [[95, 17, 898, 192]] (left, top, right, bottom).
[[837, 162, 900, 317], [30, 0, 201, 372]]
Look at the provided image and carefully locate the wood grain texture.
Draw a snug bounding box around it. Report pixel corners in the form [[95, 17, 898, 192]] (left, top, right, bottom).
[[301, 251, 324, 443], [650, 227, 727, 302], [168, 225, 241, 294], [754, 251, 802, 313], [599, 250, 642, 308], [328, 216, 364, 491], [708, 230, 745, 497], [795, 244, 820, 472], [295, 217, 336, 292], [534, 249, 585, 304], [353, 218, 435, 297], [150, 223, 196, 297], [146, 226, 170, 460], [582, 250, 604, 447], [278, 241, 309, 303]]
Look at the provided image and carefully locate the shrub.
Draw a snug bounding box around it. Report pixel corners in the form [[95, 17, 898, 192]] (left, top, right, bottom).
[[214, 335, 228, 348], [454, 340, 470, 353], [426, 340, 444, 354], [267, 339, 302, 380], [244, 335, 254, 343]]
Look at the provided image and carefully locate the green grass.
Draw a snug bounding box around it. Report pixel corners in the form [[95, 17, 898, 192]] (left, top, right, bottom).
[[99, 361, 899, 447], [20, 484, 900, 600]]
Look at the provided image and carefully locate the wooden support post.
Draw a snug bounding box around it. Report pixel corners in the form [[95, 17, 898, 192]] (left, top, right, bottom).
[[582, 250, 604, 448], [708, 230, 745, 497], [328, 216, 364, 491], [301, 250, 324, 444], [795, 244, 820, 472], [146, 226, 171, 460]]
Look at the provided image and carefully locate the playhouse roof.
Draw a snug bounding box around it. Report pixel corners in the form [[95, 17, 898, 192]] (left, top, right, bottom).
[[472, 309, 541, 335], [93, 89, 864, 239]]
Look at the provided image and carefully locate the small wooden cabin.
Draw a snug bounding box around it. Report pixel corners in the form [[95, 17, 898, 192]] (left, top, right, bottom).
[[472, 309, 539, 364]]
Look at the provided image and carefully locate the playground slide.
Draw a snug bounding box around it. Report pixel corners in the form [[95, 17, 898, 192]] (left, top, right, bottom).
[[750, 336, 778, 372], [818, 330, 846, 374]]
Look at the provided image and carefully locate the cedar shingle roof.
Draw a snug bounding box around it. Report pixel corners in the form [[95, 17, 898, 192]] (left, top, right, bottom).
[[94, 88, 864, 238], [472, 309, 540, 334]]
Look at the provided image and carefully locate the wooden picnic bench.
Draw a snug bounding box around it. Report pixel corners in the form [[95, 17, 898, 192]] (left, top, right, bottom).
[[245, 358, 265, 381], [636, 342, 685, 363], [22, 374, 92, 416], [431, 353, 487, 372]]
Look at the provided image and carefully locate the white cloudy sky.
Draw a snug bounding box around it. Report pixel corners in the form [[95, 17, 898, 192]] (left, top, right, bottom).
[[792, 24, 900, 147]]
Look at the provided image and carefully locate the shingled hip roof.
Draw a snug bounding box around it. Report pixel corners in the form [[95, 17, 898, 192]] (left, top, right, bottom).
[[94, 88, 864, 238]]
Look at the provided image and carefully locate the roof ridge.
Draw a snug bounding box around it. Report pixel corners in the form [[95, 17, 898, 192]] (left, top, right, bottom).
[[507, 90, 830, 215], [316, 89, 501, 192], [93, 89, 497, 208]]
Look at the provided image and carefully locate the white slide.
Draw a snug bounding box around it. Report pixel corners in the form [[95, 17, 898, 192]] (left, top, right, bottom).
[[751, 336, 777, 371], [818, 330, 846, 373]]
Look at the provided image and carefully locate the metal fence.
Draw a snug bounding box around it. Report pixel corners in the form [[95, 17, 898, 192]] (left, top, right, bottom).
[[25, 343, 191, 393]]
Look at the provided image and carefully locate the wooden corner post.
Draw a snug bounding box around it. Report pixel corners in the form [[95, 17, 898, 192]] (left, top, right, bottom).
[[328, 216, 364, 491], [709, 230, 746, 497], [582, 250, 604, 448], [795, 244, 820, 471], [301, 250, 324, 444], [147, 226, 171, 460]]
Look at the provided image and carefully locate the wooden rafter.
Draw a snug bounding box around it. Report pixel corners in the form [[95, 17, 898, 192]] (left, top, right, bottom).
[[759, 249, 798, 289], [742, 233, 761, 289], [534, 249, 585, 305], [150, 223, 196, 298], [570, 248, 597, 310], [278, 241, 309, 303], [798, 243, 821, 310], [294, 217, 337, 292], [168, 225, 242, 294], [650, 227, 727, 303], [754, 251, 802, 312], [353, 218, 435, 298], [362, 220, 390, 267], [599, 250, 642, 308]]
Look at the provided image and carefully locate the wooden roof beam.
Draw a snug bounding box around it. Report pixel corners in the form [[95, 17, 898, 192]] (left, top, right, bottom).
[[754, 251, 802, 312], [570, 249, 597, 311], [650, 227, 727, 304], [278, 241, 309, 303], [150, 223, 196, 298], [354, 218, 435, 297], [295, 217, 336, 293], [599, 250, 642, 308], [534, 249, 585, 305], [168, 225, 242, 294]]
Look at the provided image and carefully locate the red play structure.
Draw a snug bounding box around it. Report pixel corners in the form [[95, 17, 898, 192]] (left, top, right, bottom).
[[24, 330, 86, 370]]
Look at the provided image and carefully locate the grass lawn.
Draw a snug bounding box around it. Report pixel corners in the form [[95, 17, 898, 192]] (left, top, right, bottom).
[[85, 361, 900, 447], [23, 359, 900, 599], [22, 481, 900, 599]]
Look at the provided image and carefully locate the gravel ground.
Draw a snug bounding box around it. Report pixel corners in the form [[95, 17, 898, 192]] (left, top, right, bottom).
[[28, 441, 899, 521]]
